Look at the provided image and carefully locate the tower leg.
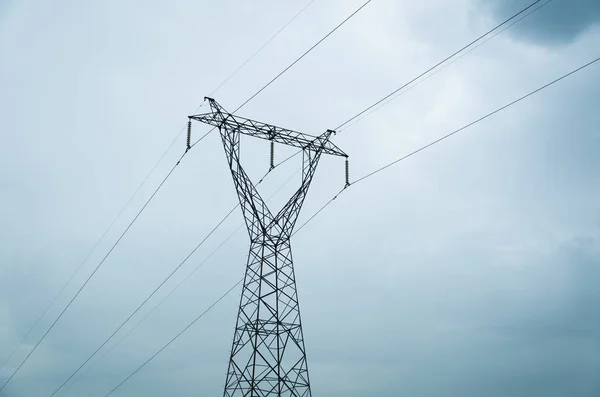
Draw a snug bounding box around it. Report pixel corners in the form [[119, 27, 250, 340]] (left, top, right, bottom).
[[224, 237, 311, 397]]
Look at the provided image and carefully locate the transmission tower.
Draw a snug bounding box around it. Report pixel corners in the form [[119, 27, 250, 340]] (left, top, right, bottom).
[[189, 98, 348, 396]]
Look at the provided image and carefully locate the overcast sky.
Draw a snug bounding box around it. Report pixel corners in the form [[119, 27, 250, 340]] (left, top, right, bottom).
[[1, 0, 599, 396]]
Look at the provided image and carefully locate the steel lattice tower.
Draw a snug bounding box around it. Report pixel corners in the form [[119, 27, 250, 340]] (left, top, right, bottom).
[[189, 98, 347, 396]]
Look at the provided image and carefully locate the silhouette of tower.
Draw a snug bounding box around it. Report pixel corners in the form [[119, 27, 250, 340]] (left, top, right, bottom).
[[189, 98, 347, 396]]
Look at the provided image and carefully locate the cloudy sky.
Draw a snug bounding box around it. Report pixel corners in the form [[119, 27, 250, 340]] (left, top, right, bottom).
[[1, 0, 599, 396]]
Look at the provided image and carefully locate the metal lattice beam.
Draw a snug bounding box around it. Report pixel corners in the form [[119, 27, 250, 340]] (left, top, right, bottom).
[[190, 98, 347, 397], [191, 98, 347, 158]]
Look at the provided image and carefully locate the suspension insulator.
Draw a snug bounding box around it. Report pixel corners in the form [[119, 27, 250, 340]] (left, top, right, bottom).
[[270, 140, 275, 170], [345, 157, 350, 187], [186, 119, 192, 151]]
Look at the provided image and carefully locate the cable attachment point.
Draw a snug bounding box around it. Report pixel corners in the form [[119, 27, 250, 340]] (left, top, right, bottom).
[[344, 157, 350, 187], [269, 140, 275, 170], [186, 119, 192, 152]]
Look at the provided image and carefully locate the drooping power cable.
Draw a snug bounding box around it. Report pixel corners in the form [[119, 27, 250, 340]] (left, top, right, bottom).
[[294, 55, 600, 235], [338, 0, 556, 133], [56, 168, 301, 395], [333, 0, 546, 131], [188, 0, 375, 150], [0, 154, 185, 394], [0, 2, 321, 392], [97, 39, 600, 397]]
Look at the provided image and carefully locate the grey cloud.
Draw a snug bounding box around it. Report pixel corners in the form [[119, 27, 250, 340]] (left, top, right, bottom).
[[0, 1, 12, 21], [1, 0, 600, 396], [478, 0, 600, 45], [296, 234, 600, 397]]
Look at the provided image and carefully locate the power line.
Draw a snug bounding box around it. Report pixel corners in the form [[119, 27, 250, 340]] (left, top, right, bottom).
[[61, 227, 243, 395], [12, 0, 560, 392], [100, 166, 314, 396], [1, 2, 321, 392], [1, 0, 315, 379], [97, 22, 599, 397], [104, 279, 244, 397], [290, 0, 560, 235], [0, 154, 185, 394], [99, 3, 572, 389], [55, 168, 301, 395], [208, 0, 317, 96], [334, 0, 546, 131], [48, 197, 238, 397], [4, 5, 549, 381], [352, 56, 600, 184], [338, 0, 556, 132], [188, 0, 375, 149], [10, 0, 367, 389], [294, 55, 600, 235], [0, 108, 189, 376], [267, 0, 551, 164], [61, 168, 301, 394], [233, 0, 374, 113], [76, 10, 384, 375]]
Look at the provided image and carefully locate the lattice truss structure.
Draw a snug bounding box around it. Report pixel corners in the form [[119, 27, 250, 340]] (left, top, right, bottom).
[[189, 98, 347, 396]]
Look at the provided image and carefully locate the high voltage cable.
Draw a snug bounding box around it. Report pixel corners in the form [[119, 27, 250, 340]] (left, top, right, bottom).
[[0, 155, 184, 394], [295, 55, 600, 234], [63, 228, 243, 394], [10, 0, 557, 393], [140, 0, 319, 160], [61, 169, 300, 394], [334, 0, 546, 131], [188, 0, 375, 150], [56, 168, 301, 395], [47, 197, 238, 397], [76, 3, 568, 393], [208, 0, 317, 96], [269, 0, 551, 164], [339, 0, 556, 132], [1, 2, 322, 392], [41, 1, 375, 389], [105, 279, 244, 397], [0, 0, 316, 382], [233, 0, 374, 113], [0, 111, 190, 377], [256, 0, 551, 173], [104, 55, 600, 396], [90, 4, 561, 392]]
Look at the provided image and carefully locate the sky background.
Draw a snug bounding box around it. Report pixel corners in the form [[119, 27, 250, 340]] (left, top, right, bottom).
[[1, 0, 599, 396]]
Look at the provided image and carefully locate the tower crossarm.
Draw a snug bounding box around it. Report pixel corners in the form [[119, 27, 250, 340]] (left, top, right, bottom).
[[189, 97, 347, 158]]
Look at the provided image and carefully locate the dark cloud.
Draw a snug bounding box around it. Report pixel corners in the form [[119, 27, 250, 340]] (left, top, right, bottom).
[[478, 0, 600, 45]]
